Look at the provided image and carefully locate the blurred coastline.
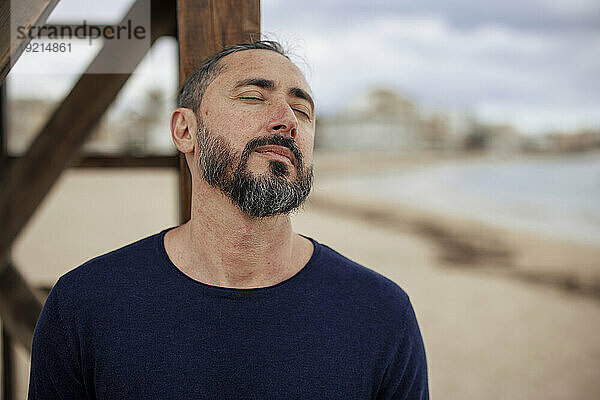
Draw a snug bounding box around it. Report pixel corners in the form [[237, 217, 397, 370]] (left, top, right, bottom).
[[316, 151, 600, 246]]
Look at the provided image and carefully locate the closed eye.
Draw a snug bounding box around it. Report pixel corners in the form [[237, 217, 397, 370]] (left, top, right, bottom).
[[240, 96, 264, 101], [293, 108, 310, 119]]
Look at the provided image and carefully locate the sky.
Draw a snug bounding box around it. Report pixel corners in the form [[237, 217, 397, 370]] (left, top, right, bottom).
[[7, 0, 600, 135]]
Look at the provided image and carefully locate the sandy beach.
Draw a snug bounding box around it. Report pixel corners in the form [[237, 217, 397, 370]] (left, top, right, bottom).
[[5, 153, 600, 398]]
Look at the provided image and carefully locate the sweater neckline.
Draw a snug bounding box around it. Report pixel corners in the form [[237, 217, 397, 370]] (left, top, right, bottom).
[[154, 227, 321, 296]]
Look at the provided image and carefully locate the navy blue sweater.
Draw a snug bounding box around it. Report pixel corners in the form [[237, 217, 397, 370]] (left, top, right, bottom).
[[29, 229, 428, 399]]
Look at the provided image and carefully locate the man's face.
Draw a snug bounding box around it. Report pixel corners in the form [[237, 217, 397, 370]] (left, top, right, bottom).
[[194, 49, 316, 217]]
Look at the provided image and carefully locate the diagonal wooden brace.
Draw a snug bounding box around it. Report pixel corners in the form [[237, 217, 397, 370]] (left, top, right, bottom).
[[0, 0, 61, 84]]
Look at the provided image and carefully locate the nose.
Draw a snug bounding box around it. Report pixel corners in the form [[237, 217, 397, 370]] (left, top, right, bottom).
[[267, 102, 298, 139]]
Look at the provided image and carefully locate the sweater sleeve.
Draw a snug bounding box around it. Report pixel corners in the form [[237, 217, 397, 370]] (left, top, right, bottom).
[[377, 297, 429, 400], [28, 278, 87, 399]]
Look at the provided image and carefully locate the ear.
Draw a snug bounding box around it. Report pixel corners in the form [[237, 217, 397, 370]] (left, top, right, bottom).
[[170, 108, 198, 154]]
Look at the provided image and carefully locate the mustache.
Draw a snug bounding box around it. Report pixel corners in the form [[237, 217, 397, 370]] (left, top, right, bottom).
[[241, 135, 304, 171]]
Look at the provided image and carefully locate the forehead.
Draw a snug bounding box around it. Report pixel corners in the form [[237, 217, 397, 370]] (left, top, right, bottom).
[[212, 49, 312, 95]]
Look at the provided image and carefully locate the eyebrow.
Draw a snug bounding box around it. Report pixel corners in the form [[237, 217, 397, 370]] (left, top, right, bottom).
[[289, 87, 314, 112], [234, 78, 315, 112], [234, 78, 275, 90]]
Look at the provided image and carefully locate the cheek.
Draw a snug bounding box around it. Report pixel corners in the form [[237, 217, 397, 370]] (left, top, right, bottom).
[[298, 137, 314, 164], [207, 108, 266, 139], [203, 116, 256, 150]]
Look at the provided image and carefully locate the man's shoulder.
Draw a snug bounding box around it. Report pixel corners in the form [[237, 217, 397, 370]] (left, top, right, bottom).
[[56, 229, 165, 292], [311, 239, 411, 314]]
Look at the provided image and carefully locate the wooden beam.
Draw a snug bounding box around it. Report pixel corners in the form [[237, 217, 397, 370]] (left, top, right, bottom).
[[0, 83, 12, 400], [0, 0, 60, 84], [69, 154, 180, 168], [176, 0, 260, 222], [7, 154, 180, 169], [0, 0, 176, 353]]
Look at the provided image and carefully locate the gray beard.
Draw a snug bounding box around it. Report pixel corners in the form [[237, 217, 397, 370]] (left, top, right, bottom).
[[196, 126, 313, 218]]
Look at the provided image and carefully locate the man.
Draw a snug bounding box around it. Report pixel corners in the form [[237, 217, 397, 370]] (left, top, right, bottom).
[[29, 41, 428, 399]]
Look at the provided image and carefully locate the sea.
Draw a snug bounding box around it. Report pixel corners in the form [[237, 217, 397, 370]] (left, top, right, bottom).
[[326, 153, 600, 247]]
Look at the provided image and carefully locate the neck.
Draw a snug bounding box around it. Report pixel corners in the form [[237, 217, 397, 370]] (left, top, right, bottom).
[[164, 181, 313, 289]]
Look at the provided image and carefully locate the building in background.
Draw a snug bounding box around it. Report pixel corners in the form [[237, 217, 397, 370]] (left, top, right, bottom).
[[315, 87, 600, 156], [316, 88, 468, 154]]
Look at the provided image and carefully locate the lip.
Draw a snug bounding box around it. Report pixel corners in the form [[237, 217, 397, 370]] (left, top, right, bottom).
[[254, 145, 295, 165]]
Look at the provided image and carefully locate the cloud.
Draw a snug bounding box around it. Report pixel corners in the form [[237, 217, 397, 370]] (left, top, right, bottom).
[[262, 1, 600, 133], [263, 0, 600, 33]]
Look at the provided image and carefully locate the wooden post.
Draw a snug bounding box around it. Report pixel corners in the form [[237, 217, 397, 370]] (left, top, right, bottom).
[[0, 83, 6, 168], [2, 326, 14, 400], [0, 83, 13, 400], [176, 0, 260, 222], [0, 82, 6, 176]]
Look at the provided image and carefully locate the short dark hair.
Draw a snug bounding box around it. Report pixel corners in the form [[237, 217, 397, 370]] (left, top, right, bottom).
[[177, 40, 288, 112]]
